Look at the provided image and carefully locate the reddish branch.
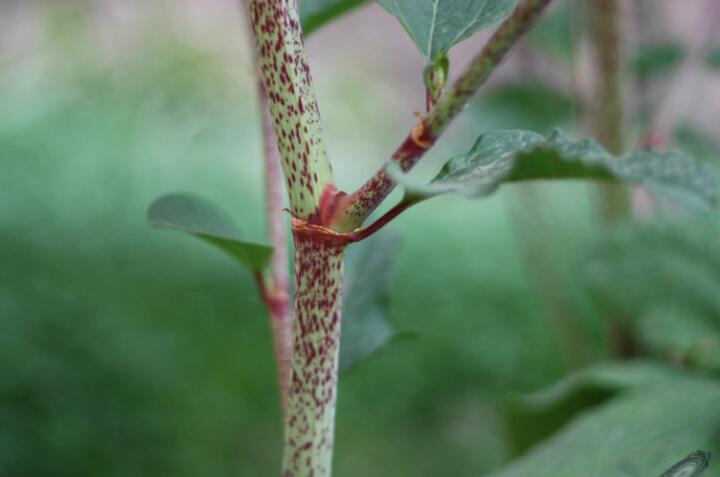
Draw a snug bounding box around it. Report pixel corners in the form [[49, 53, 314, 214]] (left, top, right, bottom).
[[259, 85, 293, 414], [242, 0, 292, 415], [332, 0, 554, 231]]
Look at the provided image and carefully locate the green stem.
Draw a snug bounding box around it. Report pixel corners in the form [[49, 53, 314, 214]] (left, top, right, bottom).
[[334, 0, 554, 230], [247, 1, 346, 475], [284, 231, 346, 476], [248, 0, 336, 220]]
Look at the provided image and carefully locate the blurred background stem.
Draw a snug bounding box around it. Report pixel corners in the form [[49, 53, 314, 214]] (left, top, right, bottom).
[[241, 0, 292, 418], [587, 0, 637, 358], [588, 0, 630, 223]]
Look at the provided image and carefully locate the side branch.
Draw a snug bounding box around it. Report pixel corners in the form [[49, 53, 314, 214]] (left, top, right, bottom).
[[333, 0, 553, 231]]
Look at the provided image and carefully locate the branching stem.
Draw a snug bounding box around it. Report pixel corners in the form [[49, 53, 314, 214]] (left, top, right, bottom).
[[333, 0, 554, 231]]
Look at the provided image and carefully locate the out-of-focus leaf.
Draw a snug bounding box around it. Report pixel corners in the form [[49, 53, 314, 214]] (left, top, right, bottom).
[[632, 42, 685, 79], [492, 368, 720, 477], [300, 0, 370, 36], [376, 0, 517, 61], [638, 308, 720, 372], [391, 129, 717, 211], [526, 4, 573, 59], [584, 219, 720, 373], [660, 451, 711, 477], [503, 361, 679, 455], [705, 47, 720, 70], [148, 193, 273, 271], [339, 230, 413, 374], [470, 83, 577, 133], [674, 125, 720, 164]]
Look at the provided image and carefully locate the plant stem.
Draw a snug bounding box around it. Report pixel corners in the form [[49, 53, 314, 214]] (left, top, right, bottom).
[[248, 0, 336, 221], [587, 0, 637, 358], [283, 231, 345, 477], [587, 0, 629, 223], [241, 0, 292, 416], [248, 1, 347, 475], [334, 0, 554, 230], [259, 84, 293, 415]]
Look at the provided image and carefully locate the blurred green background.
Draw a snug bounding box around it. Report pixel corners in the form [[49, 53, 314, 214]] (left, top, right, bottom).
[[2, 1, 720, 476]]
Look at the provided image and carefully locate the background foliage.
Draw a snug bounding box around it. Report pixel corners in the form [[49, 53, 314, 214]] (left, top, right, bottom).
[[2, 1, 720, 476]]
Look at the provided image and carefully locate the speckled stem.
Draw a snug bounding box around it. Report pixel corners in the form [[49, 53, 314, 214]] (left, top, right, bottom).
[[283, 232, 345, 477], [335, 0, 553, 230], [248, 1, 346, 475], [248, 0, 336, 220]]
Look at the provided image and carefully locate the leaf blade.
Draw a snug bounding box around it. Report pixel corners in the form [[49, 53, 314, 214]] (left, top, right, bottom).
[[493, 366, 720, 477], [339, 230, 412, 374], [392, 129, 718, 210], [377, 0, 517, 60], [147, 193, 273, 271], [300, 0, 370, 36]]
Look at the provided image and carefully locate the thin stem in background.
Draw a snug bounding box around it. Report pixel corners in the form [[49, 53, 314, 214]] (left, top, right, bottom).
[[240, 0, 292, 416], [259, 84, 293, 415], [587, 0, 629, 223], [587, 0, 637, 358], [641, 0, 719, 148], [334, 0, 554, 231], [509, 186, 593, 369]]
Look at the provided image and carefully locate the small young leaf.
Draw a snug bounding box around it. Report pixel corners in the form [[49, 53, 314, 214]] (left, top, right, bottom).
[[300, 0, 370, 36], [377, 0, 517, 60], [147, 193, 273, 271], [339, 230, 413, 374], [391, 129, 717, 211]]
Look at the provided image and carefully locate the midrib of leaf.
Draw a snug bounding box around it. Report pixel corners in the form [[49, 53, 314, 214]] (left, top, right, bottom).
[[426, 0, 439, 60]]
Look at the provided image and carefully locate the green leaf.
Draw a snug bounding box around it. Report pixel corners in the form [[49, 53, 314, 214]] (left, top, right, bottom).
[[147, 193, 273, 271], [526, 4, 573, 59], [300, 0, 370, 36], [470, 83, 577, 133], [339, 230, 414, 374], [632, 42, 685, 79], [638, 308, 720, 373], [376, 0, 517, 60], [492, 367, 720, 477], [391, 129, 717, 211], [584, 219, 720, 372], [704, 47, 720, 70], [503, 361, 680, 455]]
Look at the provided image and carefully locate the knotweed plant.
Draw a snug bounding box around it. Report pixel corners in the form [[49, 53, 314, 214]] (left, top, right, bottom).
[[148, 1, 717, 476]]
